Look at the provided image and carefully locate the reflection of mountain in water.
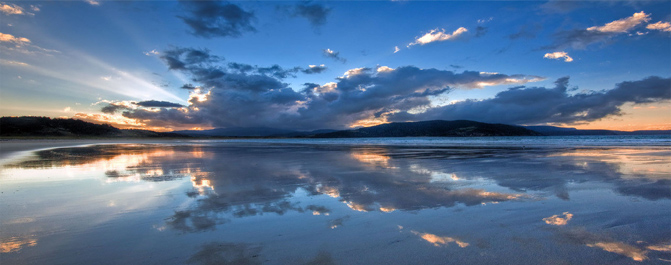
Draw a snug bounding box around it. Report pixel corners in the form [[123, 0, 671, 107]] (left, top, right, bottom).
[[8, 143, 670, 233]]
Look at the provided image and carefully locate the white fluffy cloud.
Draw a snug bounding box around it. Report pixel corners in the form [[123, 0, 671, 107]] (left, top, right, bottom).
[[408, 27, 468, 47], [143, 49, 160, 56], [587, 11, 650, 33], [646, 21, 671, 32], [0, 3, 29, 15], [85, 0, 101, 6], [0, 32, 30, 44], [543, 51, 573, 62]]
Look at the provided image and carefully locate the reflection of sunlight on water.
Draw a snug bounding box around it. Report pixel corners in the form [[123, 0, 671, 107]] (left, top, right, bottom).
[[76, 149, 175, 172], [0, 237, 37, 253], [411, 231, 469, 248], [543, 212, 573, 226], [350, 151, 392, 168]]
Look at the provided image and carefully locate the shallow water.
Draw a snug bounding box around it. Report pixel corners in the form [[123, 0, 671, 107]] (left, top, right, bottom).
[[1, 140, 670, 264]]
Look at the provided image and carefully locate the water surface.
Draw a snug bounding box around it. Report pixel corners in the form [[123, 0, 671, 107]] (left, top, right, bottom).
[[1, 138, 670, 264]]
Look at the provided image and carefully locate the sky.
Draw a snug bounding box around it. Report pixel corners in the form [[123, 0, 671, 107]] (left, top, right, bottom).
[[0, 0, 669, 132]]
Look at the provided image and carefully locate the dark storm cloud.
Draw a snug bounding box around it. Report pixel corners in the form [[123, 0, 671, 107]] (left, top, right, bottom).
[[117, 47, 545, 130], [178, 0, 256, 38], [388, 76, 671, 125], [323, 49, 346, 63], [134, 100, 184, 108], [292, 2, 332, 27]]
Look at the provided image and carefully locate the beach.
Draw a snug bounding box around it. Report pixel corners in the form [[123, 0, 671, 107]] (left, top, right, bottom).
[[1, 137, 670, 264]]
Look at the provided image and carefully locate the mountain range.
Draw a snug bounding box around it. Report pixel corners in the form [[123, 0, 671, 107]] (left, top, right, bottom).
[[1, 116, 669, 138]]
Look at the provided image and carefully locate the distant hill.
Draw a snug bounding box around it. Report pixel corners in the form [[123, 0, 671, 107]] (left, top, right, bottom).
[[3, 116, 667, 138], [524, 126, 619, 136], [174, 127, 338, 137], [0, 117, 186, 138], [525, 125, 671, 136], [312, 120, 541, 138], [174, 127, 296, 137]]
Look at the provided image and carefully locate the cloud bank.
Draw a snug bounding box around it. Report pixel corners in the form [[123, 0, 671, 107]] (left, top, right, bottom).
[[94, 48, 547, 131], [91, 47, 669, 131], [387, 76, 671, 126]]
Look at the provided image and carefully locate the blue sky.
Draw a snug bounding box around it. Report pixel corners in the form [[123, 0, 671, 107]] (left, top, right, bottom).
[[1, 1, 669, 131]]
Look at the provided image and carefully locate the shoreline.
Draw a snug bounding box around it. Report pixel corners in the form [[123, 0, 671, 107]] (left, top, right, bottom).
[[0, 139, 194, 165]]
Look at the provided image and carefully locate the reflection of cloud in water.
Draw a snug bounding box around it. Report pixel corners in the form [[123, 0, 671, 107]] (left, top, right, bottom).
[[166, 210, 223, 233], [550, 149, 671, 179], [9, 144, 669, 235], [191, 174, 215, 194], [586, 242, 648, 262], [411, 231, 469, 248], [543, 212, 573, 226], [302, 251, 336, 265], [379, 206, 396, 212], [647, 244, 671, 252], [187, 242, 262, 265], [410, 164, 461, 183], [316, 184, 340, 198], [3, 217, 35, 225], [0, 236, 37, 253], [8, 145, 174, 170], [555, 227, 671, 262], [345, 201, 371, 212], [329, 216, 350, 229], [306, 205, 330, 216]]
